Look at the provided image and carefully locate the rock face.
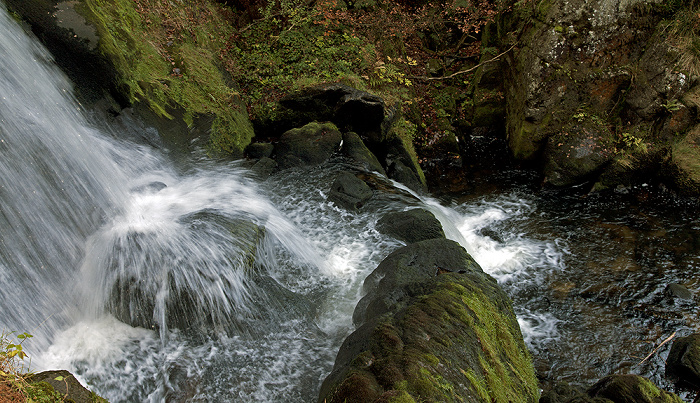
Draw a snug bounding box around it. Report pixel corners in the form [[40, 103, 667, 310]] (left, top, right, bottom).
[[503, 0, 699, 193], [666, 333, 700, 391], [255, 83, 392, 144], [376, 208, 446, 244], [319, 238, 539, 403]]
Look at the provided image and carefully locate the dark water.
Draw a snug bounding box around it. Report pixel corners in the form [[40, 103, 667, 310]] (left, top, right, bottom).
[[448, 172, 699, 399]]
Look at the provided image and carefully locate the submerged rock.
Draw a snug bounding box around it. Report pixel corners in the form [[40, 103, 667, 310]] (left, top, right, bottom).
[[375, 208, 445, 245], [107, 211, 267, 333], [320, 238, 538, 403]]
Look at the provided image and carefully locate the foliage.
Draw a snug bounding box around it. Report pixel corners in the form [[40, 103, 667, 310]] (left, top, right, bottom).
[[663, 4, 700, 77], [1, 332, 62, 403]]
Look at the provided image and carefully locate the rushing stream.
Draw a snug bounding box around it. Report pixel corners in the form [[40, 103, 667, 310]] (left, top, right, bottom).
[[0, 3, 697, 401]]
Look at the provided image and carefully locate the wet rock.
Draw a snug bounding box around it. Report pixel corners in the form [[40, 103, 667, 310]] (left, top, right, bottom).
[[341, 132, 386, 175], [666, 333, 700, 391], [4, 0, 120, 105], [107, 212, 267, 333], [273, 122, 342, 169], [320, 238, 538, 403], [375, 208, 445, 245], [543, 116, 615, 187], [385, 129, 427, 193], [327, 171, 374, 211], [664, 283, 693, 301], [250, 157, 278, 179], [245, 142, 274, 159], [28, 370, 106, 403], [587, 374, 683, 403]]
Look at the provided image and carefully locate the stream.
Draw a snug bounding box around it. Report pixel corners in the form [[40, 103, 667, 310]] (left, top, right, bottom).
[[0, 3, 697, 401]]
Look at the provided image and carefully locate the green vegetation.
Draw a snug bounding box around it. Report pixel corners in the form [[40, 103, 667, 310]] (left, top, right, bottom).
[[1, 331, 107, 403], [80, 0, 254, 155], [663, 3, 700, 76]]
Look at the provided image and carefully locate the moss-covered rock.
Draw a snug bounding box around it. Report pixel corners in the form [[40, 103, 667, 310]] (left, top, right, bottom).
[[666, 333, 700, 391], [669, 125, 700, 195], [587, 374, 684, 403], [27, 370, 107, 403], [320, 239, 539, 403], [273, 122, 342, 169]]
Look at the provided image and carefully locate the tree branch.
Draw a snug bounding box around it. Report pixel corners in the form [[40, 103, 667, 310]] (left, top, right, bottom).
[[410, 44, 515, 81]]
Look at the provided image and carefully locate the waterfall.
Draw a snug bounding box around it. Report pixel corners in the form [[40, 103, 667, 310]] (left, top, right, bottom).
[[0, 5, 397, 400]]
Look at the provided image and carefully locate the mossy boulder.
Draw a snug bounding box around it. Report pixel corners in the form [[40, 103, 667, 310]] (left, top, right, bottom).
[[375, 209, 445, 245], [666, 333, 700, 391], [273, 122, 342, 169], [320, 238, 539, 403], [587, 374, 683, 403], [342, 132, 387, 175], [27, 370, 107, 403]]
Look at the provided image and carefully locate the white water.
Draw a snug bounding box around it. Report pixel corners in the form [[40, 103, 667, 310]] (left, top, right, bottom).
[[0, 4, 566, 401]]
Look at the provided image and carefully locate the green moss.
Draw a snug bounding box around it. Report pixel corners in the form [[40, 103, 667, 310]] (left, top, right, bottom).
[[387, 390, 417, 403], [387, 118, 427, 186], [24, 381, 67, 403], [461, 368, 490, 401], [80, 0, 254, 155]]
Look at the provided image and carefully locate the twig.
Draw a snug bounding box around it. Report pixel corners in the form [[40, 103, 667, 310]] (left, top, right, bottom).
[[410, 44, 515, 81], [637, 331, 677, 366]]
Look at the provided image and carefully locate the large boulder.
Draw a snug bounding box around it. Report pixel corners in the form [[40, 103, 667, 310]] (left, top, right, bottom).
[[319, 238, 539, 403], [273, 122, 342, 169], [666, 333, 700, 391]]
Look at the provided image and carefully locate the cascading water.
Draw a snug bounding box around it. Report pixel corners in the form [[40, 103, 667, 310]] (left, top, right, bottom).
[[2, 1, 698, 401], [0, 5, 401, 400]]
